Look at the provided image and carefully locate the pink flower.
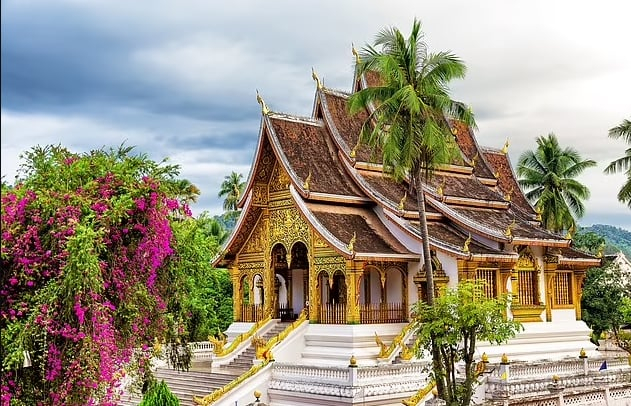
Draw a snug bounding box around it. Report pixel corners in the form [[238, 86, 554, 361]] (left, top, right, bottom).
[[9, 277, 18, 286]]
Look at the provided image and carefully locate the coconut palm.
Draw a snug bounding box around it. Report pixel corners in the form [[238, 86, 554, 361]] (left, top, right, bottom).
[[604, 119, 631, 208], [348, 19, 475, 306], [517, 133, 596, 233], [218, 172, 245, 212]]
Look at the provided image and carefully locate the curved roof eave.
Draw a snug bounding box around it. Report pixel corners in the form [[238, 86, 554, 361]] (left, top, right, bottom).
[[237, 116, 267, 209]]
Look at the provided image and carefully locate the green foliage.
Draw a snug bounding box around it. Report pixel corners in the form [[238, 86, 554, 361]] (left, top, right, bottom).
[[412, 281, 522, 405], [579, 224, 631, 258], [604, 118, 631, 208], [517, 133, 596, 233], [572, 229, 606, 255], [218, 172, 245, 212], [138, 380, 180, 406], [581, 260, 627, 342]]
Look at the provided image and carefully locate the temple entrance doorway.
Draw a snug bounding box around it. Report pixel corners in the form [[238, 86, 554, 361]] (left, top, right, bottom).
[[319, 270, 347, 324]]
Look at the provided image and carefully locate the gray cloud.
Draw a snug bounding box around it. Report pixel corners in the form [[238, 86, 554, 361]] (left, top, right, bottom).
[[2, 0, 630, 230]]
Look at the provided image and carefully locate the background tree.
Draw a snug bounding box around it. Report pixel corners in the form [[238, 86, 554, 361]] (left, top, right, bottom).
[[218, 172, 245, 213], [1, 145, 197, 405], [412, 281, 521, 406], [517, 133, 596, 233], [605, 118, 631, 208], [572, 229, 606, 255], [581, 259, 627, 344], [138, 380, 180, 406], [348, 19, 475, 306], [348, 20, 476, 399]]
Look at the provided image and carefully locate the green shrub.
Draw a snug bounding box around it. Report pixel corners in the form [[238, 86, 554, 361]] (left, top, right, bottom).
[[139, 380, 180, 406]]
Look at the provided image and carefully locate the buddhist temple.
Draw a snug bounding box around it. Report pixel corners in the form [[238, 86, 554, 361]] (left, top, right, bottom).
[[201, 58, 608, 406]]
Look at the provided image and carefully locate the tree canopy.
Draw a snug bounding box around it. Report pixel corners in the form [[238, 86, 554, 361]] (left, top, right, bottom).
[[517, 133, 596, 233], [605, 118, 631, 208], [1, 145, 198, 405], [218, 171, 245, 212]]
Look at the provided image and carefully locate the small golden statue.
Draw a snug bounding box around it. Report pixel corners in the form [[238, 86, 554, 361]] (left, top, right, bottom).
[[374, 332, 388, 358], [208, 332, 227, 355]]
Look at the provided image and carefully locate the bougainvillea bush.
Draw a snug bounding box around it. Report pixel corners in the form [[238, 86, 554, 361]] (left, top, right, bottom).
[[1, 145, 197, 405]]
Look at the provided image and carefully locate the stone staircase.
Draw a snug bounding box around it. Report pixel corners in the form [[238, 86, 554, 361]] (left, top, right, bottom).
[[220, 321, 290, 373], [118, 321, 290, 406]]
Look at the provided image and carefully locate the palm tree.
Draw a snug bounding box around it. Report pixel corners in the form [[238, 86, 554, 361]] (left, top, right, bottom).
[[348, 19, 475, 306], [218, 172, 245, 212], [604, 119, 631, 208], [517, 133, 596, 233]]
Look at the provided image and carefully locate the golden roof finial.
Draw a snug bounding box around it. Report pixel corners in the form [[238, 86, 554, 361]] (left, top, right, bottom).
[[352, 43, 360, 64], [303, 170, 312, 191], [596, 243, 605, 258], [347, 232, 357, 252], [535, 205, 543, 222], [501, 139, 510, 154], [350, 139, 360, 159], [437, 177, 446, 199], [494, 170, 500, 179], [398, 191, 407, 212], [451, 126, 458, 135], [311, 67, 323, 90], [470, 152, 478, 168], [504, 218, 516, 238], [463, 233, 472, 254], [565, 224, 576, 240], [504, 186, 513, 202], [256, 89, 269, 115]]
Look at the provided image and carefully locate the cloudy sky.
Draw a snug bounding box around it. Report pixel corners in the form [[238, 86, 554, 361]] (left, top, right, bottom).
[[2, 0, 630, 230]]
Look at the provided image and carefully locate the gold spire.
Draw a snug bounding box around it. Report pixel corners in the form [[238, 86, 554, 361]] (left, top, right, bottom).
[[501, 139, 510, 154], [347, 232, 357, 252], [352, 43, 360, 64], [303, 170, 312, 191], [463, 233, 472, 254], [535, 205, 543, 222], [311, 67, 323, 90], [504, 218, 516, 238], [596, 243, 605, 258], [398, 191, 407, 212], [504, 186, 513, 202], [494, 170, 500, 179], [451, 126, 458, 135], [256, 89, 269, 115]]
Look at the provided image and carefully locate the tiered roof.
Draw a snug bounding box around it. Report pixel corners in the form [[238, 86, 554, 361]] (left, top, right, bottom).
[[216, 66, 599, 268]]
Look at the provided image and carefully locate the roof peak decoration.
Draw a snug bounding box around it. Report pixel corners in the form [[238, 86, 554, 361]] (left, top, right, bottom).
[[398, 191, 407, 212], [256, 89, 270, 115], [505, 218, 516, 239], [437, 177, 446, 200], [352, 43, 360, 64], [312, 67, 323, 90], [504, 186, 513, 202], [470, 152, 479, 169], [501, 139, 510, 155]]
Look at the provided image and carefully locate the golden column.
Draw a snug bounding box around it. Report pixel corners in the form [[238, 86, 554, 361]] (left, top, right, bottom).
[[543, 257, 557, 322], [231, 266, 241, 322], [574, 270, 586, 320], [346, 260, 361, 324]]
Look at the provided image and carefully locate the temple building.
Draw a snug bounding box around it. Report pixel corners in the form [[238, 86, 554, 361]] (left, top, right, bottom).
[[214, 63, 600, 332]]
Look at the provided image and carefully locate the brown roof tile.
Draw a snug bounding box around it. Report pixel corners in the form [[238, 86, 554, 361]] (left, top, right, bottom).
[[450, 121, 495, 179], [483, 149, 535, 215], [426, 174, 503, 203], [268, 116, 364, 198], [306, 203, 411, 255], [427, 222, 507, 256]]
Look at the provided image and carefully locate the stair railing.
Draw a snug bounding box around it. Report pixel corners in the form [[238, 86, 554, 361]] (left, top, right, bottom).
[[375, 321, 416, 363], [212, 313, 273, 357], [193, 309, 309, 406]]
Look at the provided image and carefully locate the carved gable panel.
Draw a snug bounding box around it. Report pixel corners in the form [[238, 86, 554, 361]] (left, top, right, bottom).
[[269, 162, 291, 193], [269, 206, 310, 250]]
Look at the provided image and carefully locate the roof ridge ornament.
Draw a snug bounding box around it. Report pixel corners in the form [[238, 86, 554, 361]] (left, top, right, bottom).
[[303, 169, 312, 191], [311, 67, 323, 90], [347, 232, 357, 252], [504, 186, 513, 202], [463, 233, 472, 254], [494, 170, 500, 179], [501, 139, 510, 155], [352, 43, 360, 64], [504, 218, 516, 239], [437, 177, 446, 200], [398, 191, 407, 212], [350, 139, 360, 159], [470, 152, 478, 169], [256, 89, 270, 115], [535, 205, 543, 222]]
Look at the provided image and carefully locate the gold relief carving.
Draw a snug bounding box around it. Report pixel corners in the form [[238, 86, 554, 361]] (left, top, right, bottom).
[[517, 248, 536, 269], [312, 232, 329, 248], [268, 199, 292, 208], [269, 206, 310, 250], [314, 255, 346, 274], [239, 261, 265, 272], [255, 144, 275, 182], [544, 254, 559, 264], [269, 163, 291, 192], [252, 183, 268, 205], [242, 221, 266, 254]]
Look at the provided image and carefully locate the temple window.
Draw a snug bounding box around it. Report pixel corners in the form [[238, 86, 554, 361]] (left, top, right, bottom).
[[518, 270, 538, 305], [476, 268, 498, 299], [553, 272, 573, 306]]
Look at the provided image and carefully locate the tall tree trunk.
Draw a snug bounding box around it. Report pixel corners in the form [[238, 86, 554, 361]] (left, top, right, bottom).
[[415, 174, 446, 398]]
